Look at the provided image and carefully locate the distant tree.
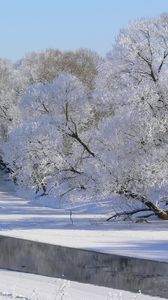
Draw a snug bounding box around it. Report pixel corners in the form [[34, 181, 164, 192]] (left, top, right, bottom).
[[20, 48, 102, 90], [0, 57, 31, 170]]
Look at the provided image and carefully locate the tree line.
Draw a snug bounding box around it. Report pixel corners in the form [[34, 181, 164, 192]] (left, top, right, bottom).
[[1, 14, 168, 220]]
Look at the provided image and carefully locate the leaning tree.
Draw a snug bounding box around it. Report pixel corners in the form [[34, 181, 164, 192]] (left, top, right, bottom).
[[95, 14, 168, 220]]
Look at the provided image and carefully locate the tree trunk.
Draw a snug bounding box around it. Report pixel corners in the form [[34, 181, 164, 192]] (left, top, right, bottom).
[[140, 196, 168, 220], [0, 157, 12, 173], [111, 189, 168, 221]]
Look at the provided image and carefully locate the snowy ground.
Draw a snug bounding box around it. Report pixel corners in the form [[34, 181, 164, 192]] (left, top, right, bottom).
[[0, 173, 167, 263], [0, 171, 168, 299], [0, 269, 166, 300]]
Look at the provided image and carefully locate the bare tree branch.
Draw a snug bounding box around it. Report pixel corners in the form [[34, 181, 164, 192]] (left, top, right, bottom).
[[106, 208, 152, 221]]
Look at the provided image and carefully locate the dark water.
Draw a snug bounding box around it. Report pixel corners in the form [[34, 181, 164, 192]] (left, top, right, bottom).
[[0, 235, 167, 298]]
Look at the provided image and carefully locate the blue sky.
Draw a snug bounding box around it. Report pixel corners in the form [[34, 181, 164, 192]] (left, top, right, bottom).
[[1, 0, 168, 61]]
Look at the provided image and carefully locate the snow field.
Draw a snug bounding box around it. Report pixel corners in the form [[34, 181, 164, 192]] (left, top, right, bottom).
[[0, 269, 166, 300]]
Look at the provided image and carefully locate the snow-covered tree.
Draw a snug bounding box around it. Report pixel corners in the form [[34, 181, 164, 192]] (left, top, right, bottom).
[[94, 14, 168, 220], [0, 59, 15, 142], [0, 57, 32, 170], [3, 74, 96, 198], [0, 47, 102, 173]]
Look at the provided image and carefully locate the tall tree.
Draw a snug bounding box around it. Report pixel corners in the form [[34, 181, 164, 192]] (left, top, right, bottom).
[[3, 74, 95, 198], [96, 14, 168, 220]]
